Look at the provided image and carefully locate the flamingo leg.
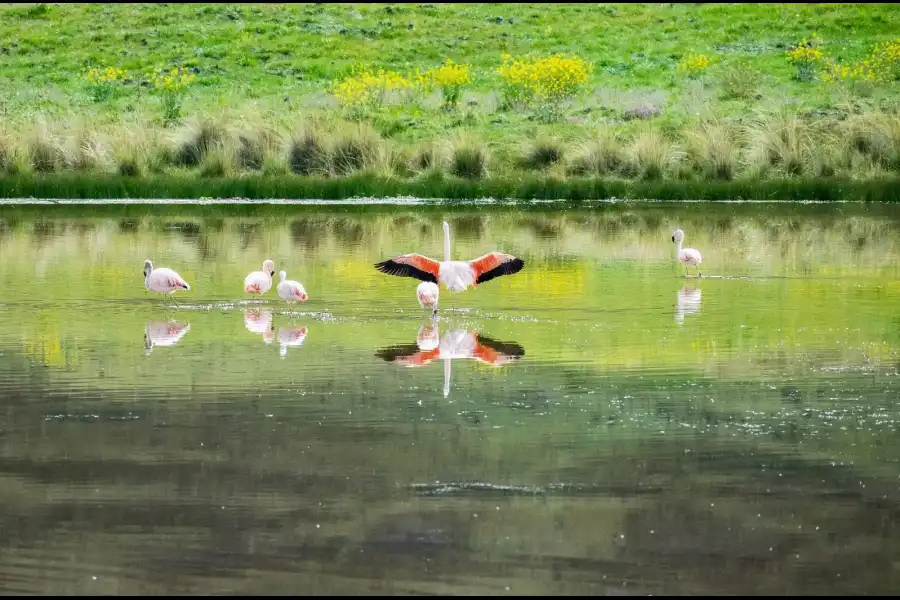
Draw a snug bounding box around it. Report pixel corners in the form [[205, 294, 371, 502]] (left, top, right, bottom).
[[170, 293, 180, 308]]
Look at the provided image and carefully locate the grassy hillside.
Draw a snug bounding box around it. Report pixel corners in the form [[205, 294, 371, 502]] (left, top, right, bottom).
[[1, 3, 899, 199]]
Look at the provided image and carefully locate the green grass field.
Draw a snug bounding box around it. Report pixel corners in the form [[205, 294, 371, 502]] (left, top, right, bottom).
[[1, 3, 899, 200]]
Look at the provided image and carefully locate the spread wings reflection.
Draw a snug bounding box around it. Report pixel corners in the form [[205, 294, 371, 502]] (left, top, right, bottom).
[[376, 323, 525, 398]]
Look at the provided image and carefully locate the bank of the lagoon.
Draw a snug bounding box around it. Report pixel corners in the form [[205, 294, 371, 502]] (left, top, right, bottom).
[[2, 4, 899, 203], [1, 174, 899, 204]]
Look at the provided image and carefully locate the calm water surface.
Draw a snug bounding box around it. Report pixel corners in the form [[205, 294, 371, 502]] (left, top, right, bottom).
[[2, 202, 900, 594]]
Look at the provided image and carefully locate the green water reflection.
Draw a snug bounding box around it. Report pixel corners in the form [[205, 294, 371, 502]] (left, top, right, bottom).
[[1, 203, 899, 594]]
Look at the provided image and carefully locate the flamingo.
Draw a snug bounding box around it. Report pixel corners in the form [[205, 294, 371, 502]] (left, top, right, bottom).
[[244, 259, 276, 296], [144, 320, 191, 354], [376, 324, 525, 398], [416, 281, 440, 318], [672, 229, 702, 278], [277, 326, 308, 358], [374, 221, 525, 307], [143, 260, 190, 306], [276, 271, 308, 305]]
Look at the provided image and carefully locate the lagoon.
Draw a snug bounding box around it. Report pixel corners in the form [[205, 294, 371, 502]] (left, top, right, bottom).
[[1, 201, 899, 594]]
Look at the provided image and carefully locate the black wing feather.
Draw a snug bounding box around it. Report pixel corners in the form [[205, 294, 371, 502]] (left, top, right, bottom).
[[475, 257, 525, 285], [375, 344, 422, 362], [374, 259, 438, 283], [475, 335, 526, 360]]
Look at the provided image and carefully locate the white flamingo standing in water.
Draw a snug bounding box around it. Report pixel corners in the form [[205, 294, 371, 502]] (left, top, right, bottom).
[[672, 229, 703, 278], [416, 281, 440, 319], [244, 259, 276, 296], [276, 271, 308, 305], [374, 221, 525, 308], [143, 260, 191, 306]]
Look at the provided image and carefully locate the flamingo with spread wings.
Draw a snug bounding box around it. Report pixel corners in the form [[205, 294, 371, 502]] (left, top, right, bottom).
[[374, 221, 525, 299], [376, 324, 525, 398]]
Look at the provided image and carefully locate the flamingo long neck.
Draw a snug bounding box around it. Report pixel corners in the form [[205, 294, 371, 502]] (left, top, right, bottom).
[[675, 239, 683, 255], [443, 359, 451, 397], [443, 226, 451, 262]]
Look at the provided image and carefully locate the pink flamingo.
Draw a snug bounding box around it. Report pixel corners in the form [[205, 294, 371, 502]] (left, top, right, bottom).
[[276, 270, 308, 305], [143, 260, 190, 306], [672, 229, 703, 278], [244, 259, 276, 296], [416, 281, 440, 318], [374, 221, 525, 306]]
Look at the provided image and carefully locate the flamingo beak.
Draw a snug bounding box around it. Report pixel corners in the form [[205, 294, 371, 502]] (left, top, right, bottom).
[[671, 235, 675, 242], [270, 270, 275, 277]]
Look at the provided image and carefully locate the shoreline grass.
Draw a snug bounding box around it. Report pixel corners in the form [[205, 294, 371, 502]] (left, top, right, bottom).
[[0, 173, 898, 204], [2, 4, 899, 202]]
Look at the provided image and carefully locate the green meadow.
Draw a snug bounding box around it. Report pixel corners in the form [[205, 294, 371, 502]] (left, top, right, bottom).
[[1, 3, 899, 200]]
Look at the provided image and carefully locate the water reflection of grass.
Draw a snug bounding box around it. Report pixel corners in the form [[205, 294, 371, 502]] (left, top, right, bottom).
[[1, 210, 898, 380]]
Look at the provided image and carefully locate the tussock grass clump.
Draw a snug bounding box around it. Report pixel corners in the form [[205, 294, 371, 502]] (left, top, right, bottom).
[[0, 129, 17, 175], [377, 145, 414, 179], [28, 122, 66, 173], [448, 135, 489, 179], [172, 118, 228, 168], [236, 122, 282, 171], [626, 130, 681, 181], [682, 119, 740, 181], [61, 123, 113, 173], [108, 123, 170, 177], [329, 123, 382, 176], [521, 137, 565, 170], [567, 129, 626, 176], [842, 112, 900, 171], [744, 113, 812, 177], [410, 141, 447, 173], [287, 125, 329, 176]]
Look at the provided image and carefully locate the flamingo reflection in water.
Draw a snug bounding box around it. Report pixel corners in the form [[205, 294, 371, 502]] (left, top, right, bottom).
[[244, 308, 275, 344], [277, 326, 308, 358], [376, 323, 525, 398], [144, 321, 191, 354], [675, 284, 702, 325]]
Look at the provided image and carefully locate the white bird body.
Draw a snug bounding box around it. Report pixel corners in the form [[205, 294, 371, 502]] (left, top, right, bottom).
[[416, 281, 440, 316], [672, 229, 703, 277], [375, 221, 525, 299], [276, 271, 308, 304], [143, 260, 190, 304], [244, 259, 275, 296]]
